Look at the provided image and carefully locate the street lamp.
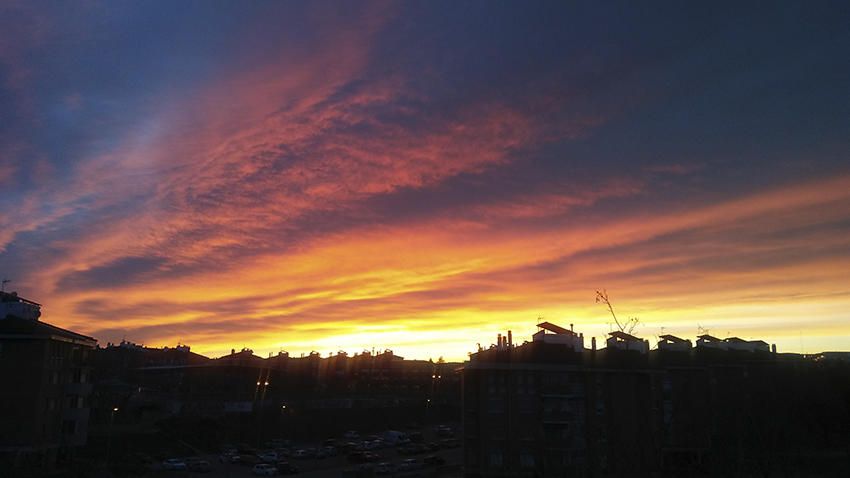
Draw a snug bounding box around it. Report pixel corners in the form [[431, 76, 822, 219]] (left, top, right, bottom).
[[105, 407, 118, 466]]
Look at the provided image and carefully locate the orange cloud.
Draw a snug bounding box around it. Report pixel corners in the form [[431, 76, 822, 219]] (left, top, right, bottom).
[[26, 173, 850, 360]]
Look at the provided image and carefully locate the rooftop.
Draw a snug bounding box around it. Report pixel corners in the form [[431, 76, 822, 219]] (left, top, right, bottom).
[[0, 315, 96, 345]]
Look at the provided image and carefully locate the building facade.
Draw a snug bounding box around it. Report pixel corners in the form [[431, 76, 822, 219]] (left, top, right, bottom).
[[462, 323, 835, 477], [0, 291, 97, 474]]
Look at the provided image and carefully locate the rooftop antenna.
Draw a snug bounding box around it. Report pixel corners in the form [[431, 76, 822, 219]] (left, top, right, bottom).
[[1, 279, 10, 292]]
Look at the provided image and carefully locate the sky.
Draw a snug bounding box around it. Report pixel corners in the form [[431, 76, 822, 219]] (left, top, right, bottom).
[[1, 1, 849, 360]]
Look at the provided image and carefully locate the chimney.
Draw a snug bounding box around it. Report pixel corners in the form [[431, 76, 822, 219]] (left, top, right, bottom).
[[507, 330, 513, 347], [570, 323, 574, 332], [771, 344, 777, 354], [591, 337, 597, 351], [497, 333, 502, 348], [231, 348, 235, 355]]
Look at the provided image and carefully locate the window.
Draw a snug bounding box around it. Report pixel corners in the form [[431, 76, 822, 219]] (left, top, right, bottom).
[[489, 452, 503, 467], [62, 420, 76, 435], [518, 396, 536, 414], [487, 398, 505, 413]]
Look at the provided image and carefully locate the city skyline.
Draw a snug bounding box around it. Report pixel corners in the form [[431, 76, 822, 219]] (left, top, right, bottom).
[[2, 2, 850, 360]]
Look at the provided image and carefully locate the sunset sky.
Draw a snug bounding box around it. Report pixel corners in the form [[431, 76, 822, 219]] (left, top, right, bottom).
[[1, 1, 849, 360]]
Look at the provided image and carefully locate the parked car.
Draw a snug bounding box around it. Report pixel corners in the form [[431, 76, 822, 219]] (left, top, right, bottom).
[[436, 425, 454, 438], [425, 442, 441, 452], [348, 451, 380, 463], [398, 444, 427, 455], [252, 463, 277, 476], [424, 455, 446, 467], [348, 452, 368, 463], [240, 455, 262, 466], [398, 458, 422, 472], [439, 438, 460, 449], [276, 461, 300, 475], [275, 448, 292, 457], [186, 459, 211, 472], [343, 430, 360, 440], [219, 453, 240, 464], [383, 430, 409, 446], [375, 462, 395, 474], [364, 452, 381, 462], [340, 441, 360, 452], [162, 458, 187, 471], [258, 451, 278, 463], [360, 440, 382, 450]]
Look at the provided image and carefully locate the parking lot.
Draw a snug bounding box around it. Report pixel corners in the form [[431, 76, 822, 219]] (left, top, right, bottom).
[[138, 424, 462, 478]]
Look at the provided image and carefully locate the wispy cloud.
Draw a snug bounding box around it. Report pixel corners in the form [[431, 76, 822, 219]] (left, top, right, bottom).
[[2, 1, 849, 359]]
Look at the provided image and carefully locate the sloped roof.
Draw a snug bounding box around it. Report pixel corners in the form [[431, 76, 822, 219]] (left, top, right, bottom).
[[0, 291, 41, 306], [0, 316, 96, 344], [536, 321, 574, 335], [609, 330, 641, 341], [697, 334, 722, 342], [659, 334, 689, 343]]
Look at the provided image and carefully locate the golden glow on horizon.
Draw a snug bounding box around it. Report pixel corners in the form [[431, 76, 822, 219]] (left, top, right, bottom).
[[23, 174, 850, 361]]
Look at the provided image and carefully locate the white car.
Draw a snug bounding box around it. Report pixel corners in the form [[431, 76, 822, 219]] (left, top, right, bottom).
[[258, 451, 278, 462], [162, 458, 187, 471], [398, 458, 421, 471], [252, 463, 277, 476]]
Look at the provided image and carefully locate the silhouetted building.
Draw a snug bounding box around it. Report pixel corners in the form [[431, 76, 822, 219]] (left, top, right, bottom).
[[462, 322, 849, 477], [0, 291, 97, 474], [89, 342, 462, 439]]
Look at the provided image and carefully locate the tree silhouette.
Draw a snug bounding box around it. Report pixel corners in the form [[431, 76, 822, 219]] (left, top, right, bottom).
[[595, 289, 640, 334]]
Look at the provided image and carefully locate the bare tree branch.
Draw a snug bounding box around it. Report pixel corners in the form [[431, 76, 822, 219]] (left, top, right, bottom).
[[596, 289, 640, 334]]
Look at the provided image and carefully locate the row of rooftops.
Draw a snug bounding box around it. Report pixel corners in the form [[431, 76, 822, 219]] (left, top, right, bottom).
[[482, 321, 775, 356], [0, 290, 788, 360]]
